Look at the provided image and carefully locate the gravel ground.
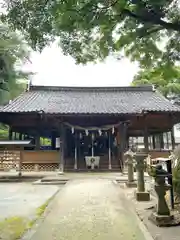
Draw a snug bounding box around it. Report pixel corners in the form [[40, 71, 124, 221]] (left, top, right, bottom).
[[0, 183, 59, 220], [124, 185, 180, 240], [29, 179, 148, 240]]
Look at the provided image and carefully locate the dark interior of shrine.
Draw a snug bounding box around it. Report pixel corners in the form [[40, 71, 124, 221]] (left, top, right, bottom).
[[65, 128, 117, 159]]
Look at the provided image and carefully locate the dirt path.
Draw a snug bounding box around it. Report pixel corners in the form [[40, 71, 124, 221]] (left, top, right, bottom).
[[29, 179, 149, 240]]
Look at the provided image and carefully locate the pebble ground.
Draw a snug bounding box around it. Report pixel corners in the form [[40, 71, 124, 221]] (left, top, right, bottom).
[[30, 179, 147, 240]]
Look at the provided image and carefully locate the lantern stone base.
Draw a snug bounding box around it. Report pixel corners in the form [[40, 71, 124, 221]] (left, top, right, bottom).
[[149, 212, 176, 227], [135, 191, 150, 201], [125, 181, 137, 188]]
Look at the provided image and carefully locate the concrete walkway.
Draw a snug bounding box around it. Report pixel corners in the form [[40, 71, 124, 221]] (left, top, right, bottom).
[[28, 179, 149, 240]]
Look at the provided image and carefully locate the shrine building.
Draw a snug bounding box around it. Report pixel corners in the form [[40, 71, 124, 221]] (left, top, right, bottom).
[[0, 84, 180, 172]]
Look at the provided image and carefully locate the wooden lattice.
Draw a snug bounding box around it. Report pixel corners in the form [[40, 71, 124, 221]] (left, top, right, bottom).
[[0, 151, 20, 171], [21, 163, 59, 172]]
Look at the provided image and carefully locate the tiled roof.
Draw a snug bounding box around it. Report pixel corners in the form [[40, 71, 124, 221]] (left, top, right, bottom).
[[1, 85, 180, 115]]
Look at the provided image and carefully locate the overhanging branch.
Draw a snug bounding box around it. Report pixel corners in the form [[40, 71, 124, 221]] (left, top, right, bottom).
[[123, 9, 180, 32]]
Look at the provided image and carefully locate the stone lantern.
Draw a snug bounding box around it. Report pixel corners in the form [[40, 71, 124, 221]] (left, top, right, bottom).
[[124, 149, 137, 188], [134, 152, 150, 201]]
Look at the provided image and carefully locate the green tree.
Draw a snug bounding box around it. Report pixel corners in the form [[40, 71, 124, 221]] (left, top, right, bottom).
[[2, 0, 180, 67], [0, 22, 30, 104], [132, 66, 180, 97]]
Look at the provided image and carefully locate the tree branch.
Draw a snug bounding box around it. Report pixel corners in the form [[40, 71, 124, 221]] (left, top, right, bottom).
[[123, 9, 180, 32]]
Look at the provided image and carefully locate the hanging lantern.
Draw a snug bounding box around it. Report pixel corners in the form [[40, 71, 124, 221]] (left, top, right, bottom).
[[98, 129, 102, 136], [85, 129, 89, 136], [112, 127, 115, 134], [71, 127, 74, 134]]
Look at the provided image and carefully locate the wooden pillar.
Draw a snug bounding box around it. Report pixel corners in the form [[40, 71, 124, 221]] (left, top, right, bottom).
[[35, 133, 40, 150], [118, 122, 127, 171], [127, 136, 130, 149], [13, 132, 18, 140], [108, 131, 112, 170], [51, 132, 56, 150], [8, 127, 13, 140], [74, 132, 78, 170], [19, 133, 23, 140], [152, 135, 156, 149], [171, 127, 175, 150], [143, 126, 149, 152], [59, 123, 65, 172], [19, 148, 22, 177], [160, 133, 164, 149], [166, 132, 169, 149], [123, 122, 128, 151]]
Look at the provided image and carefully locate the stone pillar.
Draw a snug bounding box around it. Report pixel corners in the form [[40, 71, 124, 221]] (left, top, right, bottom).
[[149, 165, 174, 226], [124, 149, 137, 188], [134, 152, 150, 201]]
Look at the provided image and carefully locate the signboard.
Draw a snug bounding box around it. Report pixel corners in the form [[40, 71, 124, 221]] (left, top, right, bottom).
[[55, 137, 60, 148]]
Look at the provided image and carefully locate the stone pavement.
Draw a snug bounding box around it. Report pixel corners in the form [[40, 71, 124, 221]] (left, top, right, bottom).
[[27, 179, 150, 240], [0, 183, 59, 220]]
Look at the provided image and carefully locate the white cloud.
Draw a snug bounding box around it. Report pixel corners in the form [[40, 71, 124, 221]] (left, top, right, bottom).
[[24, 42, 139, 87]]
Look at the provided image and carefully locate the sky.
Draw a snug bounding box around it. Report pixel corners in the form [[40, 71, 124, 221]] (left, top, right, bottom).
[[24, 41, 139, 87]]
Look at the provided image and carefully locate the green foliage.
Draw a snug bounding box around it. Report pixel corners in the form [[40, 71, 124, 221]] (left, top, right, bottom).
[[173, 160, 180, 201], [40, 137, 51, 146], [0, 21, 30, 103], [172, 145, 180, 201], [0, 125, 9, 140], [132, 65, 180, 97], [2, 0, 180, 67], [173, 163, 180, 201], [0, 216, 28, 240], [0, 197, 52, 240]]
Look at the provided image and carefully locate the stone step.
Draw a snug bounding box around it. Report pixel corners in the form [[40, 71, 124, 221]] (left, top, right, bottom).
[[41, 177, 69, 182], [33, 179, 68, 185]]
